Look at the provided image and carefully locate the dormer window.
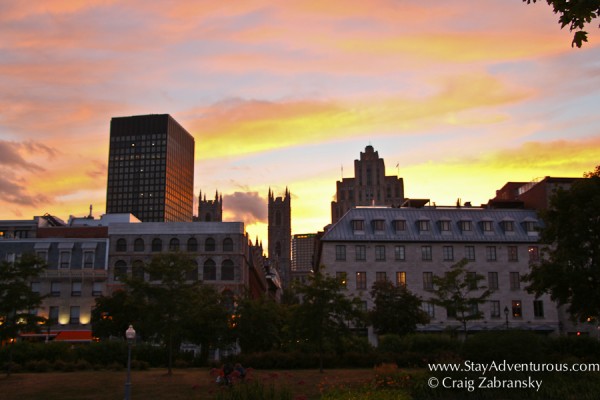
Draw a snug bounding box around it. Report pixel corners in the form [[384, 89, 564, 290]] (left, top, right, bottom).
[[439, 220, 451, 232], [481, 220, 494, 233], [372, 219, 385, 233], [502, 220, 514, 232], [351, 219, 364, 232], [392, 219, 406, 232], [459, 220, 472, 232], [418, 219, 430, 232]]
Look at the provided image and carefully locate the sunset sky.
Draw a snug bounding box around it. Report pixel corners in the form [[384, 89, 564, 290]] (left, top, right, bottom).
[[1, 1, 599, 245]]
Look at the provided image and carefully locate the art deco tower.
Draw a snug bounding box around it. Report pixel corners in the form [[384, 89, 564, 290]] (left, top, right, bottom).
[[106, 114, 195, 222]]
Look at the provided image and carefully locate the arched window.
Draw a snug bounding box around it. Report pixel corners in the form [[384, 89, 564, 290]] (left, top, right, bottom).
[[205, 237, 216, 252], [132, 260, 145, 281], [169, 238, 180, 251], [114, 260, 127, 281], [187, 237, 198, 252], [134, 238, 144, 252], [223, 238, 234, 252], [186, 260, 199, 281], [152, 238, 162, 252], [116, 239, 127, 252], [222, 290, 234, 312], [221, 259, 234, 281], [203, 259, 216, 280]]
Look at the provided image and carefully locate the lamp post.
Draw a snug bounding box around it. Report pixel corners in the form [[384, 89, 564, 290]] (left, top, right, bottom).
[[504, 306, 509, 330], [124, 325, 136, 400]]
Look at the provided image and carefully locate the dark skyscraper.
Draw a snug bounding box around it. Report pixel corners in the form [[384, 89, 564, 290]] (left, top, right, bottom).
[[106, 114, 195, 222]]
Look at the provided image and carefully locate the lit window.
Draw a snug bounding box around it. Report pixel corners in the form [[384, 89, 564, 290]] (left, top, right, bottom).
[[396, 271, 406, 287], [528, 246, 539, 262], [336, 272, 347, 287], [512, 300, 522, 318]]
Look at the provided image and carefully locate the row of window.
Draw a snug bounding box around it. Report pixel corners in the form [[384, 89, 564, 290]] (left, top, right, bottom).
[[335, 245, 540, 262], [351, 219, 537, 235], [420, 299, 544, 319], [39, 281, 103, 297], [113, 258, 236, 282], [115, 237, 235, 253], [337, 270, 524, 291]]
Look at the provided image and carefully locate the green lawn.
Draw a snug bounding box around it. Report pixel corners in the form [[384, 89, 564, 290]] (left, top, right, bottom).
[[0, 368, 378, 400]]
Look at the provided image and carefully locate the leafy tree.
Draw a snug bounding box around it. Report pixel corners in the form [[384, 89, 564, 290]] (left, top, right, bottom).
[[293, 269, 366, 372], [0, 253, 46, 375], [91, 289, 147, 340], [523, 0, 599, 47], [234, 294, 287, 353], [430, 259, 492, 335], [369, 280, 429, 336], [525, 166, 600, 322]]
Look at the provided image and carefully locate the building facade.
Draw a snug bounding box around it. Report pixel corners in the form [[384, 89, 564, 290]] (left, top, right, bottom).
[[106, 114, 195, 222], [318, 206, 559, 344], [268, 188, 292, 288], [291, 233, 316, 284], [331, 145, 404, 224]]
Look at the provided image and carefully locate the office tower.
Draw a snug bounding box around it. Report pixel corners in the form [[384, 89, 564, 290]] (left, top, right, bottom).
[[106, 114, 195, 222]]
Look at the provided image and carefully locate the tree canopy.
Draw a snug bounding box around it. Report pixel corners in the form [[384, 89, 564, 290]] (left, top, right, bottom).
[[523, 0, 600, 47], [525, 166, 600, 322], [369, 280, 429, 336]]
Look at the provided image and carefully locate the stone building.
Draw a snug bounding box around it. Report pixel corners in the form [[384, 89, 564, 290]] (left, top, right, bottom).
[[268, 188, 291, 288]]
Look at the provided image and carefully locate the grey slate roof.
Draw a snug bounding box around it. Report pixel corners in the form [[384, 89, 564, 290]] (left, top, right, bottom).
[[321, 206, 540, 243]]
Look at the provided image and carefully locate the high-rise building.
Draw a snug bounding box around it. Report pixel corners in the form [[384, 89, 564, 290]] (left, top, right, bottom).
[[106, 114, 195, 222], [331, 145, 405, 223], [268, 188, 291, 287], [291, 233, 316, 284]]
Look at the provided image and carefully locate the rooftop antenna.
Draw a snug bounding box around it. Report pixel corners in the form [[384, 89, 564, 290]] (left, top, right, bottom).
[[341, 164, 344, 180], [88, 204, 93, 218]]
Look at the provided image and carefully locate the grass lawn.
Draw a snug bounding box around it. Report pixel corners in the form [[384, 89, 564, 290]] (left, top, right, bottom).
[[0, 368, 377, 400]]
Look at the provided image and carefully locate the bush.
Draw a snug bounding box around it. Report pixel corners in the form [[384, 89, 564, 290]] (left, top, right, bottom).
[[462, 331, 547, 363], [377, 334, 460, 367]]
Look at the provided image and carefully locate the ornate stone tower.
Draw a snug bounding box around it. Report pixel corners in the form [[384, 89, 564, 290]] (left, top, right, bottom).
[[268, 188, 291, 288], [198, 190, 223, 222]]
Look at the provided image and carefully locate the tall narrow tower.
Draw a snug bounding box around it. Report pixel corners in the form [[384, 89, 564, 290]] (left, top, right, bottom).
[[268, 188, 291, 288], [198, 190, 223, 222]]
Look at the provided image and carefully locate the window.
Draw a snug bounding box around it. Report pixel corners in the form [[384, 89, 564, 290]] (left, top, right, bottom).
[[36, 250, 48, 263], [69, 306, 80, 325], [372, 220, 385, 232], [169, 238, 180, 251], [394, 245, 405, 261], [528, 246, 539, 262], [465, 246, 475, 261], [524, 221, 537, 233], [508, 246, 518, 262], [375, 245, 386, 261], [376, 271, 387, 282], [393, 220, 406, 232], [418, 220, 430, 232], [512, 300, 522, 318], [503, 221, 514, 232], [423, 272, 433, 290], [486, 246, 497, 261], [533, 300, 544, 318], [221, 259, 234, 280], [488, 272, 499, 290], [187, 237, 198, 252], [396, 271, 406, 287], [114, 260, 127, 281], [151, 238, 162, 252], [421, 246, 432, 261], [442, 246, 454, 261], [59, 251, 71, 268], [460, 220, 472, 232], [116, 238, 127, 252], [49, 306, 59, 324], [356, 271, 367, 290], [203, 259, 216, 280], [510, 272, 520, 290], [223, 238, 234, 252], [83, 251, 94, 268], [439, 220, 451, 232], [336, 272, 347, 287], [335, 245, 346, 261], [51, 281, 61, 297], [205, 238, 216, 252], [134, 238, 145, 252], [92, 281, 102, 296], [71, 281, 82, 297], [466, 272, 478, 290], [482, 220, 494, 232], [490, 300, 501, 318], [352, 220, 365, 232], [423, 302, 435, 318], [355, 245, 366, 261]]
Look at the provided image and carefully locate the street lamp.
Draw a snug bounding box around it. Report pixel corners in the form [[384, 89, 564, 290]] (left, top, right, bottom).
[[504, 306, 509, 330], [124, 325, 136, 400]]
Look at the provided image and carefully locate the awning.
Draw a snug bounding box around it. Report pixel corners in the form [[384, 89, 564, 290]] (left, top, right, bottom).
[[54, 330, 93, 342]]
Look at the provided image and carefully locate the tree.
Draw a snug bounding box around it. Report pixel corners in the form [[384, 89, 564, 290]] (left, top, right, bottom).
[[523, 0, 599, 47], [293, 269, 366, 372], [430, 259, 492, 335], [0, 253, 46, 376], [525, 166, 600, 322], [234, 294, 287, 353], [369, 280, 429, 336], [91, 289, 147, 340]]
